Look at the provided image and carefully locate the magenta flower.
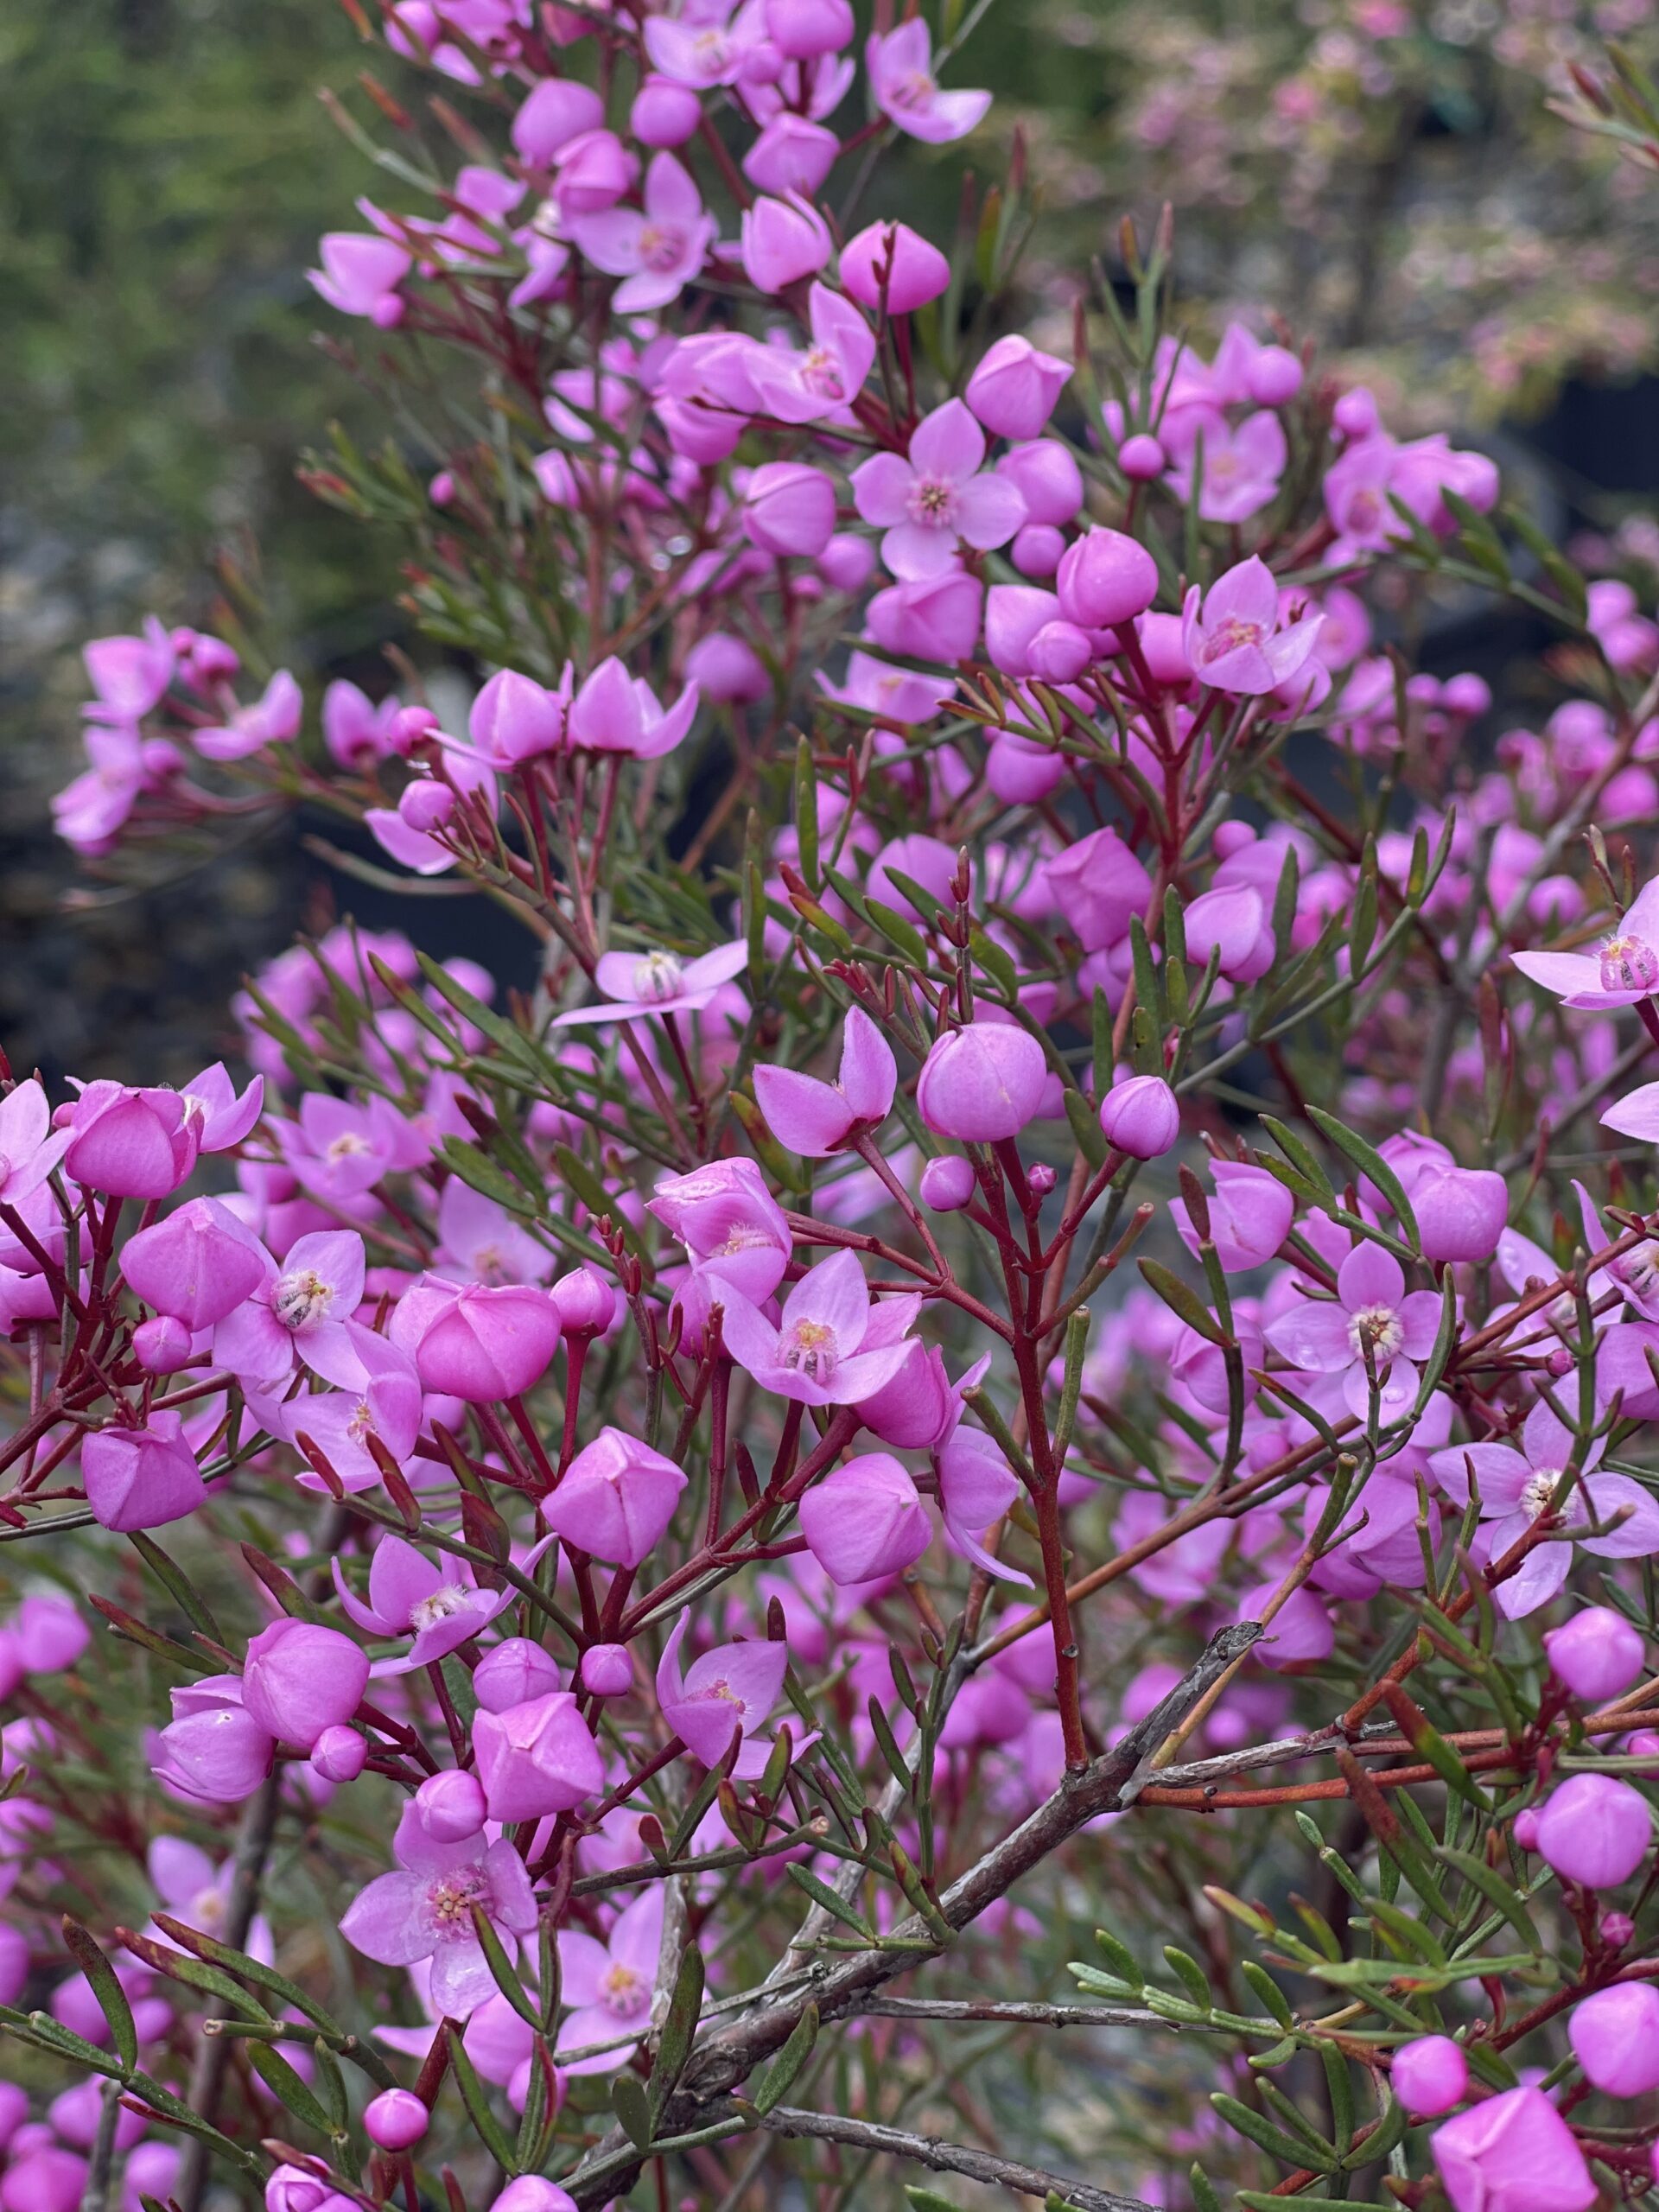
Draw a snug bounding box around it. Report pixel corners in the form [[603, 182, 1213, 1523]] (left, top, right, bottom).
[[1180, 557, 1324, 696], [469, 667, 570, 767], [647, 1158, 792, 1303], [866, 19, 991, 142], [1513, 875, 1659, 1009], [1163, 409, 1287, 524], [1427, 1397, 1659, 1618], [340, 1802, 538, 2018], [146, 1836, 274, 1965], [0, 1080, 72, 1208], [194, 670, 302, 763], [719, 1249, 916, 1407], [556, 1887, 663, 2075], [255, 1324, 423, 1493], [271, 1090, 421, 1203], [332, 1535, 512, 1675], [1431, 2086, 1594, 2212], [817, 648, 954, 726], [753, 1007, 896, 1157], [155, 1678, 274, 1805], [915, 1021, 1049, 1142], [552, 938, 749, 1027], [81, 1413, 207, 1533], [213, 1228, 365, 1387], [566, 656, 700, 759], [936, 1427, 1031, 1584], [840, 219, 950, 312], [52, 726, 148, 855], [851, 401, 1027, 580], [308, 232, 413, 326], [799, 1452, 931, 1583], [435, 1179, 553, 1287], [567, 153, 714, 312], [474, 1692, 606, 1821], [394, 1277, 563, 1402], [1171, 1160, 1294, 1274], [83, 618, 175, 721], [643, 4, 762, 88], [739, 190, 833, 293], [747, 283, 875, 425], [1266, 1243, 1441, 1419], [62, 1082, 200, 1200], [656, 1615, 791, 1773], [538, 1427, 688, 1566], [178, 1061, 264, 1152]]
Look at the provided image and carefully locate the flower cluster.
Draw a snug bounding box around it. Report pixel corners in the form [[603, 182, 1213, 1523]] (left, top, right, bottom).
[[13, 7, 1659, 2212]]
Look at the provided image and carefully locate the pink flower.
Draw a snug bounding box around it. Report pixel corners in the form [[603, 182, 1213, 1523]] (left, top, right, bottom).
[[212, 1228, 365, 1387], [1431, 2086, 1594, 2212], [1162, 408, 1287, 524], [1267, 1243, 1441, 1419], [1042, 824, 1152, 951], [83, 618, 175, 721], [178, 1061, 264, 1152], [851, 400, 1026, 579], [963, 336, 1072, 442], [746, 283, 874, 425], [1182, 884, 1277, 982], [839, 219, 950, 313], [242, 1619, 369, 1748], [1181, 558, 1324, 696], [740, 190, 833, 293], [537, 1427, 688, 1566], [753, 1007, 896, 1156], [511, 79, 605, 166], [916, 1021, 1048, 1142], [62, 1083, 199, 1200], [644, 4, 762, 88], [1170, 1160, 1294, 1274], [719, 1247, 916, 1407], [1514, 874, 1659, 1009], [340, 1802, 538, 2018], [567, 153, 714, 311], [936, 1427, 1030, 1584], [655, 1614, 790, 1771], [254, 1324, 423, 1492], [81, 1413, 207, 1533], [435, 1179, 553, 1286], [468, 668, 570, 766], [566, 656, 699, 759], [556, 1887, 662, 2075], [552, 939, 749, 1027], [332, 1535, 512, 1674], [0, 1080, 72, 1208], [396, 1278, 563, 1402], [155, 1679, 275, 1805], [474, 1692, 606, 1821], [799, 1452, 931, 1583], [742, 461, 838, 557], [867, 19, 990, 142], [271, 1091, 417, 1202], [308, 232, 412, 326], [648, 1158, 792, 1303], [195, 670, 303, 762]]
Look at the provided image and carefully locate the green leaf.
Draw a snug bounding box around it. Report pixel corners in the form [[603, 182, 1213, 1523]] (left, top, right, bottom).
[[1139, 1257, 1224, 1344], [1162, 1946, 1212, 2010], [1188, 2168, 1224, 2212], [442, 1136, 540, 1222], [612, 2070, 654, 2152], [125, 1535, 222, 1643], [60, 1920, 137, 2075], [1239, 1961, 1293, 2030], [247, 2039, 340, 2139], [1258, 1117, 1336, 1208], [1092, 1926, 1145, 1990], [1319, 2042, 1354, 2154], [651, 1942, 704, 2118], [1065, 1084, 1108, 1169], [794, 736, 820, 893], [1440, 1847, 1541, 1948], [1211, 2092, 1333, 2171], [905, 2190, 960, 2212], [446, 2021, 518, 2170], [750, 2001, 818, 2114], [470, 1906, 542, 2029], [865, 898, 931, 970], [785, 1863, 876, 1938]]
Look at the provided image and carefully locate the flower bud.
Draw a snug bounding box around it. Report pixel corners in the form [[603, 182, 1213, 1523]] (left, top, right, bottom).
[[1246, 344, 1302, 404], [839, 219, 950, 313], [1098, 1073, 1179, 1160], [488, 2183, 578, 2212], [1044, 824, 1152, 952], [310, 1724, 366, 1783], [1535, 1773, 1652, 1888], [415, 1768, 487, 1842], [917, 1022, 1048, 1142], [474, 1637, 563, 1713], [1431, 2086, 1594, 2212], [550, 1265, 616, 1336], [474, 1691, 606, 1821], [964, 335, 1071, 440], [740, 192, 832, 293], [1392, 2035, 1467, 2117], [743, 461, 837, 556], [919, 1155, 976, 1211], [365, 2089, 429, 2152], [410, 1282, 562, 1402], [512, 79, 605, 166], [1028, 620, 1093, 683], [1011, 523, 1065, 577], [630, 74, 702, 147], [538, 1427, 688, 1567], [1543, 1607, 1645, 1703], [132, 1314, 194, 1374], [799, 1453, 931, 1583], [13, 1596, 87, 1673], [996, 439, 1084, 525], [765, 0, 854, 54], [1568, 1983, 1659, 2094], [121, 1196, 270, 1330], [1056, 529, 1160, 630], [82, 1413, 207, 1533], [581, 1643, 633, 1696], [157, 1685, 274, 1803], [241, 1621, 369, 1751], [1118, 432, 1166, 480]]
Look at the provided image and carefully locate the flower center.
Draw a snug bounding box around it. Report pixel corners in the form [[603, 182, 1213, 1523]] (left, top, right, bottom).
[[798, 346, 846, 401], [425, 1868, 488, 1936], [632, 950, 685, 1002], [1522, 1467, 1562, 1519], [1346, 489, 1382, 532], [637, 221, 685, 274], [190, 1885, 226, 1931], [779, 1318, 838, 1381], [888, 67, 938, 110], [599, 1961, 648, 2018], [410, 1584, 473, 1632], [1599, 934, 1659, 993], [906, 476, 958, 528], [1200, 616, 1266, 664], [1345, 1302, 1403, 1363], [272, 1268, 334, 1332], [472, 1243, 510, 1285], [325, 1130, 372, 1163]]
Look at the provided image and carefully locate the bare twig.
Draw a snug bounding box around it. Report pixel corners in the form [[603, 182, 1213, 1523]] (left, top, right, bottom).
[[759, 2102, 1158, 2211]]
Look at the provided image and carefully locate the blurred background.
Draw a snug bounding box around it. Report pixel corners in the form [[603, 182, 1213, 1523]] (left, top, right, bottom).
[[6, 0, 1658, 1089]]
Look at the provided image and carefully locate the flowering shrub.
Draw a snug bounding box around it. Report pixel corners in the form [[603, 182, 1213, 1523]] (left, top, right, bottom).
[[13, 8, 1659, 2212]]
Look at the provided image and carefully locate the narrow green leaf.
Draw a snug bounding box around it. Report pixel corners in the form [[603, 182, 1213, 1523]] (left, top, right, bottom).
[[1139, 1257, 1224, 1344], [612, 2071, 654, 2152], [750, 2001, 819, 2114], [1306, 1108, 1421, 1252], [446, 2022, 518, 2169], [60, 1920, 137, 2075], [1211, 2092, 1333, 2171], [651, 1942, 704, 2116]]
